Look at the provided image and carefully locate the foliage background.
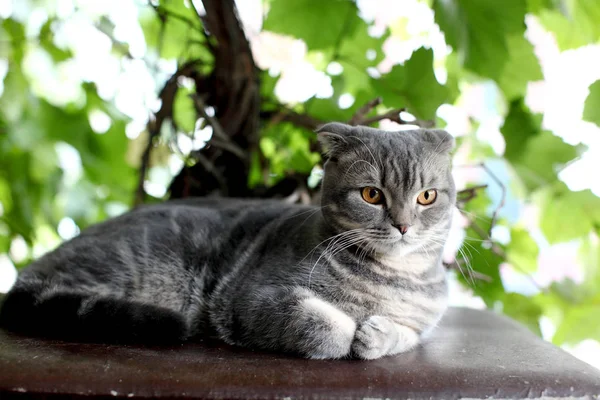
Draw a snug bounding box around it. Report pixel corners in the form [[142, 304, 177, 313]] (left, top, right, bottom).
[[1, 0, 600, 367]]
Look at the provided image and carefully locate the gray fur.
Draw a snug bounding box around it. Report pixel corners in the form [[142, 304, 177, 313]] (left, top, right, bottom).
[[2, 123, 456, 359]]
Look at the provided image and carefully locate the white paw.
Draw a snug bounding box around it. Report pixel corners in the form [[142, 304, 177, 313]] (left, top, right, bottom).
[[389, 324, 420, 355], [301, 297, 356, 359], [352, 315, 397, 360]]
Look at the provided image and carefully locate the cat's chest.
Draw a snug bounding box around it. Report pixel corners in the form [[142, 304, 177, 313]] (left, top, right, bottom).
[[340, 255, 447, 326], [377, 252, 436, 274]]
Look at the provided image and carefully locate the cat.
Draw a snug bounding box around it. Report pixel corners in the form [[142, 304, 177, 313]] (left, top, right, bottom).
[[0, 122, 456, 360]]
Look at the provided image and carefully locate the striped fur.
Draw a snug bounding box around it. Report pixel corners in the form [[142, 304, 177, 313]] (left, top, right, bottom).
[[0, 123, 456, 359]]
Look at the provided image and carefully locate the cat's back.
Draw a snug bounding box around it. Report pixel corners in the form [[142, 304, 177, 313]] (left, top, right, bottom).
[[16, 198, 315, 288], [80, 197, 306, 239]]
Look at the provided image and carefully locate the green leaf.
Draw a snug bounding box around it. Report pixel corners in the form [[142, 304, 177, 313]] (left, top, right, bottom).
[[539, 185, 600, 243], [336, 19, 390, 67], [538, 1, 600, 51], [459, 241, 505, 306], [527, 0, 558, 13], [578, 236, 600, 291], [173, 86, 196, 133], [433, 0, 526, 80], [140, 1, 204, 59], [1, 18, 26, 63], [500, 99, 542, 162], [570, 0, 600, 43], [538, 11, 587, 51], [307, 97, 355, 122], [260, 122, 319, 184], [456, 189, 504, 305], [516, 131, 582, 192], [501, 99, 582, 192], [248, 152, 263, 188], [263, 0, 359, 51], [506, 227, 539, 273], [583, 80, 600, 127], [501, 292, 543, 336], [0, 178, 13, 214], [371, 48, 448, 119], [39, 19, 72, 62], [497, 35, 543, 100], [553, 301, 600, 345]]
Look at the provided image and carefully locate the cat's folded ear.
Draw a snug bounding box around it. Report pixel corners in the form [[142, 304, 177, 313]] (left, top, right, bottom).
[[315, 122, 353, 156], [420, 129, 455, 153]]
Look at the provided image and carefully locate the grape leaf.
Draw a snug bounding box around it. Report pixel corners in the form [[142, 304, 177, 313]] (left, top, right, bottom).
[[263, 0, 359, 51], [173, 86, 197, 133], [501, 99, 582, 193], [371, 48, 449, 120], [537, 0, 600, 51], [553, 301, 600, 345], [539, 185, 600, 244], [336, 20, 390, 67], [583, 80, 600, 128], [140, 1, 203, 59], [497, 35, 543, 100], [433, 0, 526, 80], [506, 227, 539, 273], [537, 10, 590, 51], [501, 292, 543, 336]]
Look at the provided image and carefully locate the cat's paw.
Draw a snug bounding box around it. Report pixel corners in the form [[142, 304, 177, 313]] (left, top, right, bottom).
[[352, 315, 397, 360], [300, 297, 356, 359]]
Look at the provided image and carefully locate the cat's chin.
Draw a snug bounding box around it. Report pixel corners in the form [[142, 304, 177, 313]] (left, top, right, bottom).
[[368, 238, 413, 257], [370, 236, 426, 258]]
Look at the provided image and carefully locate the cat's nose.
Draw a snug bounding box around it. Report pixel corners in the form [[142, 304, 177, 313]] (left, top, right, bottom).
[[393, 224, 410, 235]]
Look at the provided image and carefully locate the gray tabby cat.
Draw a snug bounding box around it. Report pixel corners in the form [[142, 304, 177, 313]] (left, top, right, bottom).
[[0, 122, 455, 360]]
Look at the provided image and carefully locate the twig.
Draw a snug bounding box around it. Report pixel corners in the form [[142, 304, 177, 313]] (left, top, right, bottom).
[[190, 94, 247, 160], [95, 24, 135, 60], [479, 163, 506, 237], [349, 97, 382, 125], [452, 163, 544, 292], [457, 184, 488, 207], [190, 94, 227, 139], [134, 61, 200, 207], [261, 109, 325, 131], [360, 107, 434, 128], [454, 163, 507, 237], [188, 0, 215, 53], [149, 2, 202, 31], [462, 213, 547, 293], [266, 97, 434, 131], [192, 151, 229, 195]]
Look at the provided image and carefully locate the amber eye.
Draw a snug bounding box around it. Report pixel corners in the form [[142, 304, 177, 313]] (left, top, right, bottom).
[[417, 189, 437, 205], [361, 187, 384, 205]]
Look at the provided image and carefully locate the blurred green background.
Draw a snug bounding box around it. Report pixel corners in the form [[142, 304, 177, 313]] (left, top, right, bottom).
[[1, 0, 600, 367]]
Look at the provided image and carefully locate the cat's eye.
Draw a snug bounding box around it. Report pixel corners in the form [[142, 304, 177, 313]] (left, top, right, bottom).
[[361, 187, 384, 205], [417, 189, 437, 205]]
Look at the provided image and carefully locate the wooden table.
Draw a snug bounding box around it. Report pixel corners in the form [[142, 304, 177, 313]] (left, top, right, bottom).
[[0, 308, 599, 399]]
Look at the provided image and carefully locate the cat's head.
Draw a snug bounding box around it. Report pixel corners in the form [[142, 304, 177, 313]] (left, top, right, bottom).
[[317, 122, 456, 257]]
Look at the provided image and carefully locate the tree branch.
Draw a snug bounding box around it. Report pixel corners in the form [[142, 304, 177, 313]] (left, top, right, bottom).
[[348, 97, 382, 125], [479, 163, 506, 237], [134, 61, 201, 207], [190, 93, 248, 160], [149, 2, 203, 31], [268, 97, 435, 132], [457, 184, 488, 207]]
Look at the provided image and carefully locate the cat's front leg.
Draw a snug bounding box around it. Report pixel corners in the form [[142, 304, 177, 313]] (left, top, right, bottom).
[[213, 286, 356, 359], [352, 315, 419, 359], [295, 295, 357, 359]]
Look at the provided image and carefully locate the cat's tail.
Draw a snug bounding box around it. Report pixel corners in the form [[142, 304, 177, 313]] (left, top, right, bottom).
[[0, 284, 189, 345]]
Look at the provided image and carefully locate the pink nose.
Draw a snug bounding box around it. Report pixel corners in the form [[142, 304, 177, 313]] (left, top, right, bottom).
[[394, 224, 409, 235]]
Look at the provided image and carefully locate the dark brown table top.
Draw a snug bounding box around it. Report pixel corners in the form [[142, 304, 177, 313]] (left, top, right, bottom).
[[0, 307, 599, 399]]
